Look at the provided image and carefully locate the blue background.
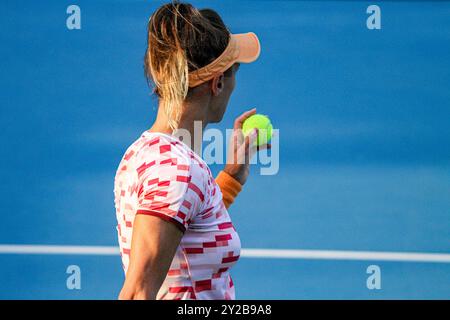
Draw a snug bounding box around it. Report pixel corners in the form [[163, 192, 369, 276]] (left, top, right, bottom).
[[0, 0, 449, 299]]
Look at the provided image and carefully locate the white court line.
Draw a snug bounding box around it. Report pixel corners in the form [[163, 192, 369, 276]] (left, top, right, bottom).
[[0, 245, 449, 263], [0, 245, 119, 256], [241, 249, 450, 263]]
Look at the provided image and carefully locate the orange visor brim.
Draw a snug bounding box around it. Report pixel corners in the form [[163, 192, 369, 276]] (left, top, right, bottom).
[[188, 32, 261, 88]]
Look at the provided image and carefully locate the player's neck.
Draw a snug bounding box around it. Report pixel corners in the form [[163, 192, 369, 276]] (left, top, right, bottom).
[[149, 99, 209, 152]]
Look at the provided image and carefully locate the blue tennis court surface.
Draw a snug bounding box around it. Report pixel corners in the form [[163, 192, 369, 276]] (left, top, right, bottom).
[[1, 1, 449, 299]]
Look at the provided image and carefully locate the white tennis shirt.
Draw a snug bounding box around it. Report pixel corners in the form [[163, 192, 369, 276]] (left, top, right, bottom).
[[114, 131, 241, 299]]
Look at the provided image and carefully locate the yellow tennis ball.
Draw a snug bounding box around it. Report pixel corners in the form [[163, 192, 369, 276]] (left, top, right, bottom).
[[242, 114, 273, 146]]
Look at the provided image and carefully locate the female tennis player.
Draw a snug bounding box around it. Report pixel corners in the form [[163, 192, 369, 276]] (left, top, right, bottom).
[[114, 1, 264, 300]]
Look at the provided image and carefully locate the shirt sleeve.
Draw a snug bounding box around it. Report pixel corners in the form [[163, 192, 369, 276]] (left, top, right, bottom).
[[135, 159, 200, 232]]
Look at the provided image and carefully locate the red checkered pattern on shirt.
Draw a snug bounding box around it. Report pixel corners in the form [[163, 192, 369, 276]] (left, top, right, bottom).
[[114, 131, 241, 300]]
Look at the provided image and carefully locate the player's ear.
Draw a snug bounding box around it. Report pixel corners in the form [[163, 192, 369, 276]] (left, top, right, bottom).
[[210, 73, 225, 96]]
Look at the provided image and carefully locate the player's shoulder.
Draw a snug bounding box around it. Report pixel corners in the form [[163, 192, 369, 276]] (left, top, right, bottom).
[[132, 131, 194, 167], [119, 131, 212, 182]]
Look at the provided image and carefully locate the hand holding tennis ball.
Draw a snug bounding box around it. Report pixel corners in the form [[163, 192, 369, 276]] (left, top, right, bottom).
[[242, 114, 273, 147], [223, 109, 272, 185]]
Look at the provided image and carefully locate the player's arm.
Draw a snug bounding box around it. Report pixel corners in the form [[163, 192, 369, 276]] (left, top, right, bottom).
[[216, 108, 269, 209], [118, 215, 183, 300]]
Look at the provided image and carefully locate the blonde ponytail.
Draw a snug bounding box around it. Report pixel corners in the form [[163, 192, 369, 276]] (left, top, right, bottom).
[[151, 39, 189, 131]]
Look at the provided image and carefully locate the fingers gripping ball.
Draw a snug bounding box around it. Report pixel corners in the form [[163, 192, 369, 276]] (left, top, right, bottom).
[[242, 114, 273, 147]]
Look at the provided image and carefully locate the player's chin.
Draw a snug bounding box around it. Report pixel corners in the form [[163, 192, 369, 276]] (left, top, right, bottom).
[[209, 116, 223, 124], [209, 109, 227, 124]]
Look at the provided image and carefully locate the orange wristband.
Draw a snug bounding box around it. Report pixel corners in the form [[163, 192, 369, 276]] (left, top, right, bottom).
[[215, 171, 242, 209]]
